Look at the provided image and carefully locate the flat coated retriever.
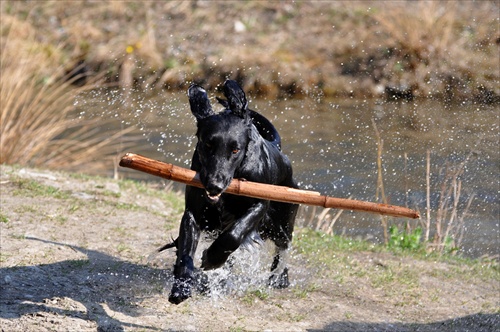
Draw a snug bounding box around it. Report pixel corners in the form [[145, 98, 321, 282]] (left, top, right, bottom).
[[164, 80, 298, 304]]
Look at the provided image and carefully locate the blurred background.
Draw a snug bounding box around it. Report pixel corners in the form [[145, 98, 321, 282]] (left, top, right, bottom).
[[1, 1, 498, 258]]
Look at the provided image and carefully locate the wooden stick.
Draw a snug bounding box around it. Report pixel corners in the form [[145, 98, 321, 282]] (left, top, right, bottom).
[[119, 153, 420, 219]]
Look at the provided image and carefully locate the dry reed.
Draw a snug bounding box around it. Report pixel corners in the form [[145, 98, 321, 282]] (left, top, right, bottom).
[[367, 123, 478, 254], [372, 118, 389, 245], [425, 149, 431, 242], [427, 148, 478, 253], [2, 1, 497, 101], [1, 17, 138, 173]]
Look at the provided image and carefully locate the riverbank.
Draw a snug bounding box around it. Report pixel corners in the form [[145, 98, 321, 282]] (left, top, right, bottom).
[[2, 1, 499, 102], [1, 165, 498, 331]]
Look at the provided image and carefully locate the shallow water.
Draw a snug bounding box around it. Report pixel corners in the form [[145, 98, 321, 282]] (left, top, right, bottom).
[[76, 90, 499, 258]]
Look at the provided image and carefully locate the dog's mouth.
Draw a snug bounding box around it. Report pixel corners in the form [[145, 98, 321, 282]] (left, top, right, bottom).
[[205, 191, 222, 203]]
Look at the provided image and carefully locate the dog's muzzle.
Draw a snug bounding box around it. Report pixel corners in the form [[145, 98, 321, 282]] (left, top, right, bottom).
[[205, 191, 221, 203], [201, 173, 227, 204]]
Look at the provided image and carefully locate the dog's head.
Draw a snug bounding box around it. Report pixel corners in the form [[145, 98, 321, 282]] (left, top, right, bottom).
[[188, 80, 252, 203]]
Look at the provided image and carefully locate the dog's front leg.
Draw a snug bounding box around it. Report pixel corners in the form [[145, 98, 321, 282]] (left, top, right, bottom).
[[169, 210, 200, 304], [201, 201, 269, 270]]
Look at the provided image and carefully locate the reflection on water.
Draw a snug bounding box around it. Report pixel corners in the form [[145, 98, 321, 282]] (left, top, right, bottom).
[[76, 90, 499, 258]]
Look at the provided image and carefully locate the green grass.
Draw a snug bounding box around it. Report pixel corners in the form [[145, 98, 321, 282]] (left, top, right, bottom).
[[100, 190, 121, 199], [294, 228, 377, 264], [11, 177, 69, 199], [294, 227, 499, 287], [241, 289, 270, 305], [108, 201, 141, 211], [52, 214, 68, 225], [0, 252, 10, 263], [388, 225, 423, 252], [292, 283, 319, 299], [0, 213, 9, 223], [118, 179, 185, 214], [117, 243, 130, 253], [14, 204, 39, 214]]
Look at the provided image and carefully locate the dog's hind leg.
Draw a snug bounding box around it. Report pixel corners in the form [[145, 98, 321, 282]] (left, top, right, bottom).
[[269, 249, 290, 289], [266, 201, 299, 289], [169, 210, 200, 304]]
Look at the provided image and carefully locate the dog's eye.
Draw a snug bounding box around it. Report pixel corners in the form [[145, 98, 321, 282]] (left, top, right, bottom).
[[232, 148, 240, 154]]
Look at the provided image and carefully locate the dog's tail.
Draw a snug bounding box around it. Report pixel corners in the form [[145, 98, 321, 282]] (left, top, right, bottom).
[[147, 237, 178, 262], [156, 237, 178, 252]]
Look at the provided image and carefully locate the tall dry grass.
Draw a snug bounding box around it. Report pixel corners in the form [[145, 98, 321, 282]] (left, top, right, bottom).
[[1, 16, 137, 173], [372, 118, 389, 245], [3, 1, 497, 100], [373, 2, 457, 93], [425, 148, 478, 254], [373, 139, 479, 254], [312, 120, 480, 254]]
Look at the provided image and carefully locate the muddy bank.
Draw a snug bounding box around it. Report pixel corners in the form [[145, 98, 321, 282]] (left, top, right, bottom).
[[1, 165, 498, 331], [2, 1, 499, 102]]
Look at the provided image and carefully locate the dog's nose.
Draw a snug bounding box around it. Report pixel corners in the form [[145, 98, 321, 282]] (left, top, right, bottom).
[[204, 182, 224, 203], [205, 182, 224, 196]]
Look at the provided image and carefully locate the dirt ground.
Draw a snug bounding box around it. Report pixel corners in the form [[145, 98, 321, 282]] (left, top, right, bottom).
[[1, 165, 499, 332]]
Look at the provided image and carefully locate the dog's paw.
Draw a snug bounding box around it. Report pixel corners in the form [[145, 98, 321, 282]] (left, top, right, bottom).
[[200, 248, 229, 271], [168, 278, 192, 304], [268, 267, 290, 289]]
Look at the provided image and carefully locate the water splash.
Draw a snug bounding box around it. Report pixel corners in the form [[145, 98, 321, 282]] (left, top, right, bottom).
[[192, 237, 275, 301], [74, 85, 196, 167], [74, 81, 498, 258]]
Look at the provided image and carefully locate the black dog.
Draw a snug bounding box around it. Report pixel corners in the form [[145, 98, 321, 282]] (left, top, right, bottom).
[[164, 80, 298, 304]]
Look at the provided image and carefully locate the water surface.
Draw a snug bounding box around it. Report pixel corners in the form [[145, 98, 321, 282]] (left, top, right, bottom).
[[77, 90, 499, 258]]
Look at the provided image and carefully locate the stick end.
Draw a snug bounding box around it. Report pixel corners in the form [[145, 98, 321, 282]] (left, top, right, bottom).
[[119, 153, 135, 167]]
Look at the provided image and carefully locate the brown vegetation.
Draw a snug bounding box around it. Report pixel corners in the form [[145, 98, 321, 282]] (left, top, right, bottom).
[[0, 14, 139, 171], [1, 1, 498, 101]]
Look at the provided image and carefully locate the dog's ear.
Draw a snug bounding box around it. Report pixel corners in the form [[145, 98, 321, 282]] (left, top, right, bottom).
[[188, 84, 214, 121], [222, 80, 249, 118]]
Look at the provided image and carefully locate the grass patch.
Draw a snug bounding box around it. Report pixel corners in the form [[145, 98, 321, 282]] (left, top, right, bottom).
[[371, 265, 419, 290], [0, 213, 9, 223], [110, 202, 141, 211], [14, 204, 39, 214], [0, 252, 10, 263], [49, 214, 68, 225], [11, 177, 69, 199], [111, 226, 129, 237], [100, 190, 121, 199], [294, 228, 377, 265], [292, 283, 319, 299], [241, 289, 270, 305], [294, 227, 499, 287], [117, 243, 130, 254], [119, 179, 184, 214], [388, 226, 424, 253]]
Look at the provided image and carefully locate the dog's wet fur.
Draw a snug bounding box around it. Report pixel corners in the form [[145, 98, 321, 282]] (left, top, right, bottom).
[[164, 80, 298, 304]]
